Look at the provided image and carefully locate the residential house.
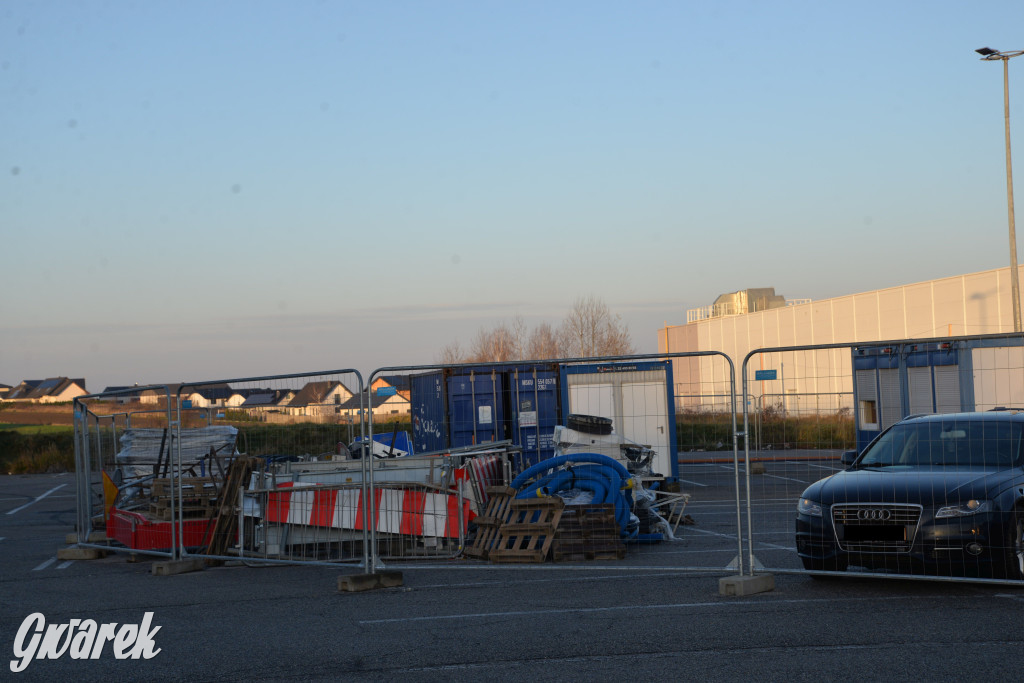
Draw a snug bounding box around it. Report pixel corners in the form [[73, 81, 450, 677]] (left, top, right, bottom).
[[0, 383, 11, 400], [5, 377, 88, 403], [284, 381, 354, 419], [338, 390, 411, 423], [239, 389, 296, 415], [370, 375, 412, 401], [181, 387, 249, 409], [138, 383, 231, 405], [101, 386, 145, 404]]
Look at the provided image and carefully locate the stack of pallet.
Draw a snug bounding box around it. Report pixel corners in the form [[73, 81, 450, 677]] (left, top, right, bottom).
[[550, 503, 625, 561], [487, 496, 565, 563], [465, 491, 626, 563], [148, 477, 219, 520]]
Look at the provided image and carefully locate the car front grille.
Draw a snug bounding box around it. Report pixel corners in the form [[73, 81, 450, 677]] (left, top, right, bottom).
[[831, 504, 922, 553]]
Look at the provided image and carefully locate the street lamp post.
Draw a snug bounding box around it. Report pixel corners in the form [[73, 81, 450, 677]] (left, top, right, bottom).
[[977, 47, 1024, 333]]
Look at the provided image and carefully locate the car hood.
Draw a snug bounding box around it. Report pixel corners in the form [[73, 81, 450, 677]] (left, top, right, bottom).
[[804, 467, 1020, 506]]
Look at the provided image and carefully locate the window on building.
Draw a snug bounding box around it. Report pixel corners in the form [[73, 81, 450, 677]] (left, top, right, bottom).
[[859, 400, 878, 430]]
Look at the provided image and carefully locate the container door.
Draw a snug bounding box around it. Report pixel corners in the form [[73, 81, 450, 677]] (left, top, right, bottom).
[[448, 371, 503, 447], [511, 369, 559, 470], [410, 372, 446, 454], [621, 381, 670, 474]]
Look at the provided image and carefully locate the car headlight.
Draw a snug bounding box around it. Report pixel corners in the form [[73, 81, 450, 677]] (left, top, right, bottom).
[[934, 499, 992, 518], [797, 498, 823, 517]]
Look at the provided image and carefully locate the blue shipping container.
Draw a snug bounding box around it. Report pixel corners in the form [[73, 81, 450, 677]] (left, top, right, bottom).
[[508, 366, 560, 470], [410, 371, 446, 454], [448, 370, 505, 448]]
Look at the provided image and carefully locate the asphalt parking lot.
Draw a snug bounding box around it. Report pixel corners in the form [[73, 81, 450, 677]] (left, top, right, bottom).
[[3, 468, 1024, 681]]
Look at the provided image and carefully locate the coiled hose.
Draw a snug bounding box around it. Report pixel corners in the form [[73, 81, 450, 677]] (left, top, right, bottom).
[[511, 453, 638, 538]]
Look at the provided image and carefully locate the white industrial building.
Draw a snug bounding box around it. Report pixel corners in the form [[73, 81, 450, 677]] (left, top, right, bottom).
[[659, 265, 1024, 419]]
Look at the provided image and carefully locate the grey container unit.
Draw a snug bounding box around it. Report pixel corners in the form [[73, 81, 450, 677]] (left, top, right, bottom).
[[851, 337, 1024, 453]]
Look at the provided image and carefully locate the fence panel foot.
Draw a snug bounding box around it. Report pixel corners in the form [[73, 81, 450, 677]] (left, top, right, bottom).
[[719, 573, 775, 596]]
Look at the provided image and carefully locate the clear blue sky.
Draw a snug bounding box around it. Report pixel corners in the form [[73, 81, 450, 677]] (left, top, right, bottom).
[[3, 1, 1024, 391]]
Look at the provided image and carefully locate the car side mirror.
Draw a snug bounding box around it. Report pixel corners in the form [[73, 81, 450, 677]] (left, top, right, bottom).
[[840, 450, 858, 467]]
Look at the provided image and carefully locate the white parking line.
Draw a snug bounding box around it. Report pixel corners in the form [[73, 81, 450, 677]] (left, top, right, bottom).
[[685, 527, 737, 541], [33, 558, 57, 572], [763, 474, 810, 484], [675, 478, 708, 488], [6, 484, 67, 515], [56, 561, 75, 570], [358, 596, 956, 625]]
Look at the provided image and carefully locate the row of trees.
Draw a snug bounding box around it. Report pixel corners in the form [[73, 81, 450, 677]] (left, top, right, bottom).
[[438, 296, 635, 363]]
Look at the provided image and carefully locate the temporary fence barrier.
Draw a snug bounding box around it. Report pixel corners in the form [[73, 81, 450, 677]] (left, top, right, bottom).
[[71, 370, 373, 569], [366, 351, 742, 572], [73, 385, 177, 559], [740, 332, 1024, 584]]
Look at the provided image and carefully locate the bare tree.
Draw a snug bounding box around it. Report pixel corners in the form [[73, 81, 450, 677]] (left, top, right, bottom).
[[469, 318, 524, 362], [558, 295, 634, 358], [526, 322, 561, 359], [436, 298, 633, 363], [437, 340, 467, 364]]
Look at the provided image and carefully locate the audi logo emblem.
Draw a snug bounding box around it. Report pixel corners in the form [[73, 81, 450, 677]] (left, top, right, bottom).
[[858, 508, 892, 521]]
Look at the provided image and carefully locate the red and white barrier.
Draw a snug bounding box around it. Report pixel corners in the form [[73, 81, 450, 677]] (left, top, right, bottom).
[[265, 484, 470, 539], [453, 454, 504, 514]]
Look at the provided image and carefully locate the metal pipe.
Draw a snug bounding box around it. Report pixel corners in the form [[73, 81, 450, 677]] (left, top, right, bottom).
[[978, 48, 1024, 332]]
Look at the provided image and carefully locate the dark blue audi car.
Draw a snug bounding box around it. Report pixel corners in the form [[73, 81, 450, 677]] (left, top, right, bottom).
[[795, 412, 1024, 579]]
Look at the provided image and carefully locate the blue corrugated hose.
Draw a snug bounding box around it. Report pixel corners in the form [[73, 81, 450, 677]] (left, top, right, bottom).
[[511, 453, 638, 538]]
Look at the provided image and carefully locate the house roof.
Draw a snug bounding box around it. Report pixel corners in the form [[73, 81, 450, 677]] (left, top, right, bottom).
[[9, 377, 86, 400], [7, 380, 43, 399], [241, 389, 295, 407], [338, 392, 410, 411], [377, 375, 411, 391]]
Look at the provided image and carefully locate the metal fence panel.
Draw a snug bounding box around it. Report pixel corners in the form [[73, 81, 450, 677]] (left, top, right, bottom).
[[741, 333, 1024, 584], [366, 352, 742, 573]]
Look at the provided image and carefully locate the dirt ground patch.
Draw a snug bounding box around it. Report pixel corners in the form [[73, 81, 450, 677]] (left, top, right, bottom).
[[0, 407, 74, 426]]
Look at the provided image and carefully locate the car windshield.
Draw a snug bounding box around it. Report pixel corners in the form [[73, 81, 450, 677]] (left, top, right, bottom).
[[857, 418, 1023, 469]]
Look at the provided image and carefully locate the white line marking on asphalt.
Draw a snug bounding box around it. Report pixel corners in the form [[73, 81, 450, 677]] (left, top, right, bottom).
[[685, 527, 737, 541], [416, 572, 690, 590], [56, 561, 74, 570], [358, 596, 949, 625], [6, 484, 67, 515], [763, 473, 810, 484], [675, 478, 708, 488], [0, 537, 5, 542], [33, 558, 57, 571]]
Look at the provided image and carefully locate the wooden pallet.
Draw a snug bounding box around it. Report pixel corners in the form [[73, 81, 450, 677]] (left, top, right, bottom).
[[149, 477, 219, 519], [551, 504, 625, 562], [150, 502, 217, 521], [205, 457, 258, 556], [150, 477, 218, 500], [487, 497, 565, 564], [463, 486, 517, 560]]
